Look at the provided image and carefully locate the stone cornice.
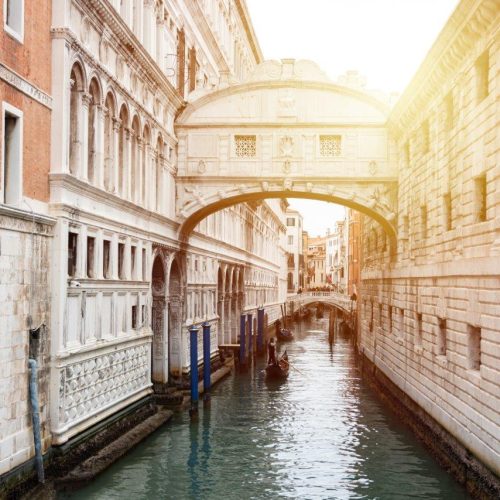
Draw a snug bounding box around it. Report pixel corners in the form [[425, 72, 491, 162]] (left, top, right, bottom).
[[49, 173, 180, 231], [389, 0, 499, 135], [0, 203, 56, 227], [176, 79, 390, 125]]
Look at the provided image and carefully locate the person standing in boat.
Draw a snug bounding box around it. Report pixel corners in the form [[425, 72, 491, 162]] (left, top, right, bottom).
[[268, 337, 277, 365]]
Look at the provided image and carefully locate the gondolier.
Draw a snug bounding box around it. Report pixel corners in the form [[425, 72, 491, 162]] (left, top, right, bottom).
[[268, 337, 277, 365]]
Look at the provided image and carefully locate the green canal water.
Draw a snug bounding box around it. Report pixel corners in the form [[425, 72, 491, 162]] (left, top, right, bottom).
[[60, 317, 470, 499]]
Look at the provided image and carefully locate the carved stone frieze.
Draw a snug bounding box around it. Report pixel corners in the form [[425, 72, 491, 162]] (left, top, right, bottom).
[[58, 344, 150, 426]]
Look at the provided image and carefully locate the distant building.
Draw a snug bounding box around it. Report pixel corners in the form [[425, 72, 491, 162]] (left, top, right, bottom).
[[307, 236, 327, 288], [325, 220, 348, 293], [285, 208, 304, 292], [347, 210, 361, 297]]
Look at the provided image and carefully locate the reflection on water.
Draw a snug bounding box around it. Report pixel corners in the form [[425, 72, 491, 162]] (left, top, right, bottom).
[[60, 317, 469, 500]]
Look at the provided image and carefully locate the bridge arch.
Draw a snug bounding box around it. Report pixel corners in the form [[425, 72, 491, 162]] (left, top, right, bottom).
[[175, 59, 399, 251]]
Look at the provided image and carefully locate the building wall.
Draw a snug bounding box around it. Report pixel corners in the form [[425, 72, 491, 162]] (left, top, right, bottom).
[[0, 0, 54, 476], [285, 208, 303, 293], [359, 0, 499, 475]]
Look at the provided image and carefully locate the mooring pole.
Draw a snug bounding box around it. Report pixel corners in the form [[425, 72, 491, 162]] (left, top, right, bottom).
[[202, 322, 211, 406], [189, 326, 199, 417], [257, 307, 264, 355], [239, 314, 247, 371], [247, 313, 253, 357]]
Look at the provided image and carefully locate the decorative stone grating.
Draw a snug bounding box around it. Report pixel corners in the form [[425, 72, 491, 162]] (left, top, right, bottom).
[[319, 135, 342, 157], [235, 135, 256, 158]]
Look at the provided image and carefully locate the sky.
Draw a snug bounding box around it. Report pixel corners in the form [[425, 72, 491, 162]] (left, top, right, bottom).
[[246, 0, 460, 237]]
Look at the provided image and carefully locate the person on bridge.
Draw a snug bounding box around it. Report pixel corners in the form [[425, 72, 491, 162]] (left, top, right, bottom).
[[268, 337, 277, 365]]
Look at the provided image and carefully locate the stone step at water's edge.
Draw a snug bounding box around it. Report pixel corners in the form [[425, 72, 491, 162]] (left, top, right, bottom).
[[54, 408, 173, 492]]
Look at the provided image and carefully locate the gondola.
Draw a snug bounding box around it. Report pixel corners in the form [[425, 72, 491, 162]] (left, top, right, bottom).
[[277, 327, 294, 341], [265, 351, 289, 380]]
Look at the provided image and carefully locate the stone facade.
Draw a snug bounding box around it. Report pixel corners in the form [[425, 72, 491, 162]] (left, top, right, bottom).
[[46, 0, 286, 448], [285, 207, 304, 293], [359, 0, 499, 476]]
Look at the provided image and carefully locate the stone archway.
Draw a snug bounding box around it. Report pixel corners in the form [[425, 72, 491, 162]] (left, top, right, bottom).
[[151, 255, 167, 384], [217, 266, 224, 345]]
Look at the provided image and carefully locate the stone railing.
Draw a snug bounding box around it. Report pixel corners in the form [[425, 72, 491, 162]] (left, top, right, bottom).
[[286, 291, 356, 312]]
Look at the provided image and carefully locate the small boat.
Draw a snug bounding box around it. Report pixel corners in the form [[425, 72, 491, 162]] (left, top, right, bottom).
[[265, 351, 289, 380], [277, 327, 294, 341]]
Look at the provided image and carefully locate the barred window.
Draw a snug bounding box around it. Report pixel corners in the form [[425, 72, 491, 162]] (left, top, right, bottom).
[[235, 135, 256, 158], [319, 135, 341, 157]]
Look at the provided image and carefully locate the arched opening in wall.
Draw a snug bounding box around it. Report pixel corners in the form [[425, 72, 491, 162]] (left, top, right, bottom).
[[151, 254, 167, 385], [217, 267, 224, 346], [87, 77, 101, 185], [168, 259, 183, 380], [118, 105, 129, 197], [103, 92, 116, 192], [69, 62, 85, 176], [131, 115, 140, 203]]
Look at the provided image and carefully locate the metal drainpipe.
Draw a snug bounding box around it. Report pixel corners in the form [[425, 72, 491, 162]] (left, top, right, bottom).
[[28, 359, 45, 483]]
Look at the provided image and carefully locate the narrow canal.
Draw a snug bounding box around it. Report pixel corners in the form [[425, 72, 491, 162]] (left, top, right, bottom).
[[60, 316, 470, 499]]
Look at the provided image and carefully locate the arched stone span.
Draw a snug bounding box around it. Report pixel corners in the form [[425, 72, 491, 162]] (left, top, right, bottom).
[[175, 59, 398, 248], [178, 187, 397, 247]]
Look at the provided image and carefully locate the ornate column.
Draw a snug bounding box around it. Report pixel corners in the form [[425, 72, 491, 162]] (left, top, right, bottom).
[[125, 127, 132, 200], [224, 295, 231, 344], [218, 293, 224, 345], [112, 118, 121, 194], [80, 92, 91, 182]]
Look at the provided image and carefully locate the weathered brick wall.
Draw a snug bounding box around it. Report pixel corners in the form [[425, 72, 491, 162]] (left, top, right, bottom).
[[359, 0, 499, 475], [0, 210, 53, 476]]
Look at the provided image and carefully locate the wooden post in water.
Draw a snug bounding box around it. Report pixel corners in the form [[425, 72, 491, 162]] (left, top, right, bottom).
[[189, 326, 199, 417], [239, 314, 247, 371], [257, 307, 264, 355], [202, 322, 211, 406], [247, 313, 253, 358]]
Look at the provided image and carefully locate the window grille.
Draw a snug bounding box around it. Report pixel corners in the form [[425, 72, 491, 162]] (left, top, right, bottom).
[[319, 135, 341, 157], [235, 135, 256, 158]]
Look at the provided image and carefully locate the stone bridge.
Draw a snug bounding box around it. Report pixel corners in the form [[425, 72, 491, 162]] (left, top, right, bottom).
[[286, 291, 356, 315], [175, 59, 399, 249]]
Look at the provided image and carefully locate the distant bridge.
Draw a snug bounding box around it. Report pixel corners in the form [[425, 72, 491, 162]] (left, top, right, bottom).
[[286, 291, 356, 314]]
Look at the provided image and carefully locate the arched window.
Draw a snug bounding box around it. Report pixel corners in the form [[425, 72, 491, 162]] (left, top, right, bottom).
[[103, 92, 115, 192], [118, 105, 128, 197], [156, 135, 164, 212], [69, 63, 85, 176], [87, 78, 101, 185]]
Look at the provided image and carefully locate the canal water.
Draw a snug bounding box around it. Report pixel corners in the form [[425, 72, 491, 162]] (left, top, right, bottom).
[[60, 317, 470, 499]]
